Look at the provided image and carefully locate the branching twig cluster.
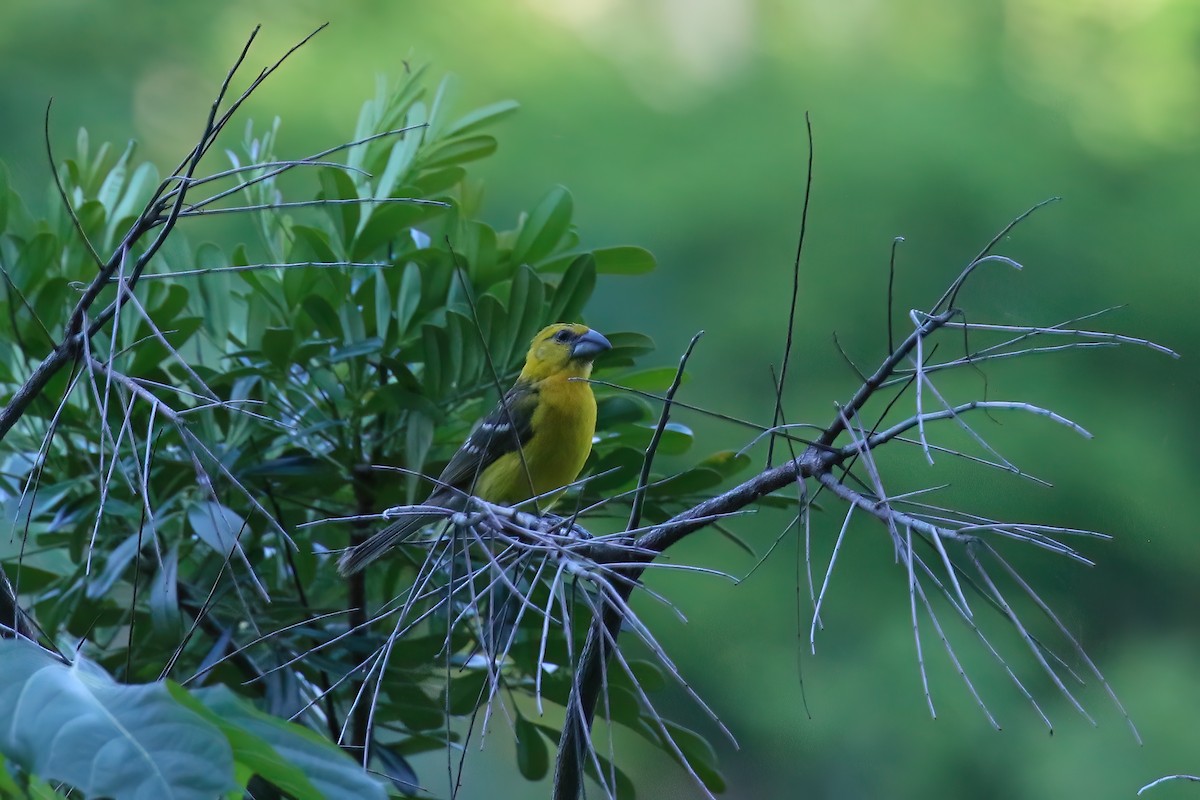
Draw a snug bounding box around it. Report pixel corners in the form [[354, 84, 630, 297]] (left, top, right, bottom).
[[0, 23, 1178, 800], [328, 225, 1174, 798], [0, 23, 437, 755], [336, 215, 1175, 799]]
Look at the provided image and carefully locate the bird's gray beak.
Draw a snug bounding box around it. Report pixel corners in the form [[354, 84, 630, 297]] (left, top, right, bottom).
[[570, 329, 612, 361]]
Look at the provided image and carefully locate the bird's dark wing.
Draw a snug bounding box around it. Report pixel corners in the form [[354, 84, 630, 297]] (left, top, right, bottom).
[[434, 382, 538, 495]]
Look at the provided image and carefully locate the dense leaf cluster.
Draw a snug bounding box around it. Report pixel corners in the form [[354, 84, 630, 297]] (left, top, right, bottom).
[[0, 70, 738, 797]]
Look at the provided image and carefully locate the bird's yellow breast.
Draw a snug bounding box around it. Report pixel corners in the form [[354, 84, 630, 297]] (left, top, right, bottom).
[[475, 375, 597, 507]]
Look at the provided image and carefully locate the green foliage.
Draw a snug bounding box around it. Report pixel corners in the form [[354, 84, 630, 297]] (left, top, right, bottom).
[[0, 638, 379, 800], [0, 69, 745, 797]]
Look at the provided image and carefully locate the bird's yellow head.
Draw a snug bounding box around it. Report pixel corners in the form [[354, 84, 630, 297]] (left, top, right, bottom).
[[518, 323, 612, 383]]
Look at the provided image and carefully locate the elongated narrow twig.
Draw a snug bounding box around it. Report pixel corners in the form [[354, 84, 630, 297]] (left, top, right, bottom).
[[768, 111, 814, 467], [0, 27, 324, 443], [964, 545, 1093, 724], [860, 400, 1092, 454], [1139, 776, 1200, 795], [173, 196, 446, 220], [627, 332, 703, 533], [177, 125, 427, 211], [44, 99, 103, 270], [886, 237, 904, 355], [939, 320, 1179, 358], [931, 199, 1054, 313], [982, 541, 1141, 743], [117, 260, 388, 281], [810, 504, 853, 652]]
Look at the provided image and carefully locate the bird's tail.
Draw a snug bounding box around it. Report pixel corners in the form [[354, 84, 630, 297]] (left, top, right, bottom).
[[336, 511, 444, 576]]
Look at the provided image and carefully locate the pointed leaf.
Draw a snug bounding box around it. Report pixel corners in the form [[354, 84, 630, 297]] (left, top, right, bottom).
[[514, 716, 549, 781], [419, 135, 497, 170], [446, 99, 520, 138], [186, 685, 386, 800], [0, 638, 235, 800], [187, 502, 248, 559], [512, 186, 572, 266], [547, 254, 596, 323]]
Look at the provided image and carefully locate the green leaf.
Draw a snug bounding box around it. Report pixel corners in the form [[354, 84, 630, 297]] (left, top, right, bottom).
[[0, 163, 9, 232], [0, 638, 235, 800], [187, 501, 248, 559], [290, 224, 339, 265], [594, 245, 656, 275], [421, 325, 446, 398], [503, 265, 546, 368], [602, 421, 693, 456], [388, 686, 444, 731], [405, 411, 435, 503], [541, 245, 656, 276], [547, 254, 596, 323], [396, 261, 422, 335], [85, 531, 141, 599], [374, 268, 392, 342], [31, 278, 68, 333], [96, 140, 133, 217], [601, 331, 656, 366], [425, 73, 460, 140], [15, 233, 58, 287], [445, 99, 520, 138], [353, 198, 442, 261], [512, 185, 573, 266], [327, 338, 383, 363], [596, 395, 651, 427], [696, 450, 752, 478], [660, 721, 725, 793], [648, 466, 724, 497], [575, 741, 637, 799], [241, 454, 332, 479], [149, 545, 182, 637], [419, 135, 497, 170], [193, 243, 235, 340], [447, 309, 482, 387], [446, 670, 487, 716], [184, 685, 386, 800], [261, 326, 296, 369], [302, 294, 342, 339], [372, 747, 420, 796], [76, 199, 107, 247], [319, 167, 360, 246], [627, 660, 666, 693], [128, 316, 203, 376], [514, 716, 549, 780], [107, 161, 158, 245], [588, 446, 644, 492], [414, 165, 465, 196], [617, 366, 689, 392], [151, 281, 191, 322], [373, 103, 426, 203]]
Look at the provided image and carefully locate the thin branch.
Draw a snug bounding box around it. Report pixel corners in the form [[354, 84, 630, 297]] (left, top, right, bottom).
[[627, 332, 703, 533], [768, 110, 814, 467]]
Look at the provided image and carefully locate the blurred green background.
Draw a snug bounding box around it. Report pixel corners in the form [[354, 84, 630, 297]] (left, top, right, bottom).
[[2, 0, 1198, 797]]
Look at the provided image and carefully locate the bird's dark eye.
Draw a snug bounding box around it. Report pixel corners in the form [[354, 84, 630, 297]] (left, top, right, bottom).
[[553, 329, 573, 343]]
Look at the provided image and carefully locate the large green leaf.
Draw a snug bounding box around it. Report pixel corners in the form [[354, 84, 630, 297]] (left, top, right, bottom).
[[538, 245, 656, 275], [0, 638, 235, 800], [445, 99, 519, 138], [182, 685, 386, 800], [515, 715, 549, 780], [547, 253, 596, 323], [503, 265, 546, 367], [187, 501, 247, 559], [512, 185, 573, 266]]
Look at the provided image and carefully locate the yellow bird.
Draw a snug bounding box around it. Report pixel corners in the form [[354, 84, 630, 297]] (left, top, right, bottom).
[[337, 323, 612, 575]]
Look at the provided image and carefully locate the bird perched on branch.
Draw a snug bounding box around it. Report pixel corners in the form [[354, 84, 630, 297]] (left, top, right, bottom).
[[337, 323, 612, 576]]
